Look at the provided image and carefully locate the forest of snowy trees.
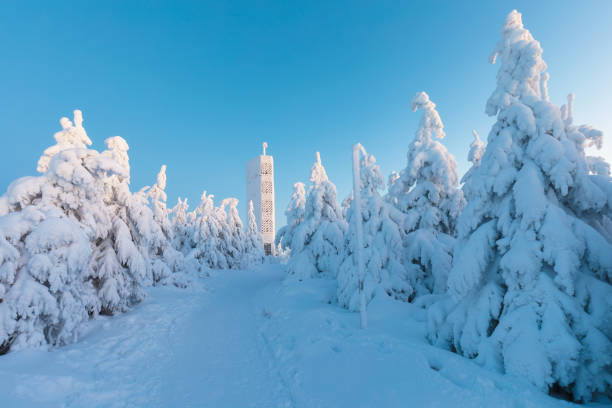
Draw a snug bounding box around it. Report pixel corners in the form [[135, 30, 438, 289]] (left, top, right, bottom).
[[276, 11, 612, 402], [0, 111, 265, 355], [0, 8, 610, 404]]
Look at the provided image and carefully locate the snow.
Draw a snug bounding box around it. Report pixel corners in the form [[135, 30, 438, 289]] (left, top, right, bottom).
[[0, 265, 587, 407], [275, 182, 306, 251], [431, 10, 612, 401], [286, 152, 346, 278], [181, 192, 264, 272], [0, 7, 610, 406], [385, 91, 464, 298], [0, 108, 266, 357], [337, 144, 409, 312], [349, 143, 367, 328], [244, 199, 266, 266]]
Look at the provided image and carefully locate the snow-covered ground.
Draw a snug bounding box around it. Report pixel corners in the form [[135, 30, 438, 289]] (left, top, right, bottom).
[[0, 265, 603, 407]]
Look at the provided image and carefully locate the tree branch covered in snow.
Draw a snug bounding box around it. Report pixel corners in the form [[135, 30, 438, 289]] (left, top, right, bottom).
[[387, 91, 464, 298], [428, 10, 612, 401], [0, 111, 187, 353], [275, 182, 306, 252], [287, 152, 347, 278], [337, 145, 408, 311]]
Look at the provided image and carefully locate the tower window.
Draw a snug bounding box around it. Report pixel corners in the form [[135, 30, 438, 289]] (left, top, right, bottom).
[[262, 200, 273, 214], [261, 162, 272, 175], [262, 219, 273, 233], [262, 181, 273, 194]]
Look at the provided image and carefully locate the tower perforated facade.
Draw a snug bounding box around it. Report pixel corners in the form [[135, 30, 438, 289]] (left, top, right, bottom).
[[246, 143, 275, 255]]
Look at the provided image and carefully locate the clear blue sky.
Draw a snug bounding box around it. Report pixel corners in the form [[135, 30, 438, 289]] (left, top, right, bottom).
[[1, 1, 611, 229]]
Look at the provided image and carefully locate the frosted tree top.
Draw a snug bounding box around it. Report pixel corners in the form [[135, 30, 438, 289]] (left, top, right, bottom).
[[310, 152, 328, 183], [410, 91, 445, 142], [486, 10, 548, 115]]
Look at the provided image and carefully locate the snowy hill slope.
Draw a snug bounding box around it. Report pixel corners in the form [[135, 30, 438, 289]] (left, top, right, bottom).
[[0, 265, 599, 407]]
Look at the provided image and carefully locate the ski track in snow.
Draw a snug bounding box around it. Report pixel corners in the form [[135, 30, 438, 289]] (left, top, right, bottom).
[[0, 265, 602, 407]]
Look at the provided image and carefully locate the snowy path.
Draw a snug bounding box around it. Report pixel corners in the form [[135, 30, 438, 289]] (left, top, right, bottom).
[[0, 265, 587, 407], [0, 267, 293, 408], [158, 267, 293, 407]]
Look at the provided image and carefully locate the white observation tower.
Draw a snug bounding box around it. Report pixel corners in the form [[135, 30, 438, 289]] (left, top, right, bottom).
[[246, 142, 275, 255]]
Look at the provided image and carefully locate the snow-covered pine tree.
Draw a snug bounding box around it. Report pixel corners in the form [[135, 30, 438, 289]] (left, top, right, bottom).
[[223, 198, 247, 269], [179, 193, 260, 271], [213, 198, 244, 269], [90, 170, 146, 314], [171, 197, 194, 256], [145, 165, 184, 283], [287, 152, 347, 278], [36, 110, 92, 173], [0, 208, 94, 352], [460, 130, 485, 198], [428, 10, 612, 401], [387, 91, 464, 297], [337, 145, 408, 311], [385, 171, 400, 207], [190, 191, 226, 270], [275, 182, 306, 251], [340, 193, 352, 220], [0, 110, 182, 353], [40, 120, 148, 318], [148, 165, 171, 236], [243, 200, 265, 267], [92, 136, 162, 301], [213, 200, 234, 269]]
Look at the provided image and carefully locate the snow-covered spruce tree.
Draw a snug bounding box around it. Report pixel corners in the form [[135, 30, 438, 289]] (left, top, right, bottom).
[[148, 165, 171, 237], [0, 110, 182, 353], [185, 193, 263, 271], [36, 109, 92, 173], [387, 92, 464, 297], [214, 200, 234, 268], [218, 198, 245, 269], [94, 136, 186, 294], [287, 152, 347, 278], [275, 182, 306, 251], [460, 130, 485, 198], [0, 208, 94, 353], [242, 200, 265, 267], [189, 191, 227, 270], [428, 11, 612, 401], [145, 165, 184, 284], [337, 145, 408, 311], [340, 193, 352, 220], [384, 171, 400, 206], [171, 197, 195, 256], [88, 136, 148, 314]]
